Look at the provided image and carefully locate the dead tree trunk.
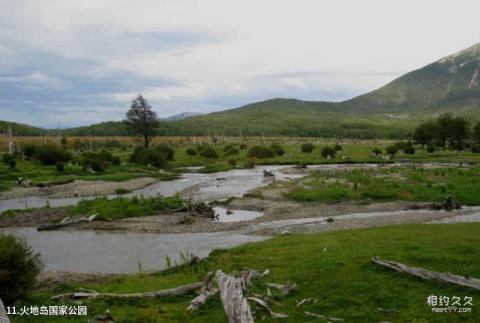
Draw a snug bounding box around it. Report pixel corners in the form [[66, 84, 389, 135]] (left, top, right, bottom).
[[0, 298, 10, 323], [37, 214, 98, 231], [215, 270, 254, 323], [372, 257, 480, 290], [51, 281, 204, 301], [187, 272, 219, 311]]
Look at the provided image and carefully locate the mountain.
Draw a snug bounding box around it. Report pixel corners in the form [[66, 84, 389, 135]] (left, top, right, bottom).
[[0, 121, 45, 136], [343, 43, 480, 114], [3, 43, 480, 138], [164, 112, 204, 121], [163, 43, 480, 138]]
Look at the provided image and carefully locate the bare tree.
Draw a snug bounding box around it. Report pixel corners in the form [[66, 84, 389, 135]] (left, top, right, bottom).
[[126, 95, 159, 148]]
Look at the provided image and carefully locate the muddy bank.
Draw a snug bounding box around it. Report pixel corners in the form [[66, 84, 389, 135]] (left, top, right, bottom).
[[0, 177, 158, 200]]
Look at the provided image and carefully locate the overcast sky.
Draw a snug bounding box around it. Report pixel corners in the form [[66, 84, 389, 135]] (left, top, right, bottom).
[[1, 0, 480, 128]]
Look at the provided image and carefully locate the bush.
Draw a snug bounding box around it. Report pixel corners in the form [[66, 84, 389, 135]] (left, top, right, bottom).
[[198, 146, 218, 158], [372, 147, 382, 156], [2, 153, 15, 167], [56, 162, 65, 172], [224, 145, 240, 156], [156, 144, 175, 161], [239, 143, 248, 150], [186, 147, 197, 156], [385, 145, 399, 156], [321, 146, 336, 158], [301, 143, 315, 153], [130, 147, 167, 168], [472, 144, 480, 153], [247, 146, 274, 159], [403, 143, 416, 154], [0, 234, 43, 304], [82, 150, 120, 171], [228, 158, 237, 166], [426, 145, 436, 153], [34, 145, 72, 165], [270, 144, 285, 156], [22, 144, 37, 159], [334, 144, 343, 151], [115, 187, 131, 194]]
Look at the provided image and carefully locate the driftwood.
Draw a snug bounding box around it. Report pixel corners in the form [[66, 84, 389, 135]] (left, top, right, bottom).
[[248, 297, 287, 319], [37, 214, 98, 231], [216, 270, 254, 323], [265, 283, 298, 296], [51, 281, 204, 301], [37, 179, 74, 188], [187, 272, 219, 311], [0, 298, 10, 323], [304, 311, 344, 321], [372, 257, 480, 290]]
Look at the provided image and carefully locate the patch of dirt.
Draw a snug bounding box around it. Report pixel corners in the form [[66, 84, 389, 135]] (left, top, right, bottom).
[[0, 177, 159, 200]]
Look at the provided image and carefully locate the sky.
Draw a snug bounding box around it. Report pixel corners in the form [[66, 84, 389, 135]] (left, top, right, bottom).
[[1, 0, 480, 128]]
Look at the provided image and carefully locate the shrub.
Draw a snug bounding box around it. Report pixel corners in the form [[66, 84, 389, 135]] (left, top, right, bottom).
[[247, 146, 274, 159], [426, 144, 436, 153], [82, 150, 120, 171], [56, 162, 65, 172], [156, 144, 175, 161], [2, 153, 15, 167], [301, 143, 315, 153], [403, 143, 416, 154], [34, 145, 72, 165], [239, 143, 248, 150], [372, 147, 382, 156], [198, 146, 218, 158], [115, 187, 131, 194], [471, 144, 480, 153], [244, 158, 256, 168], [385, 145, 399, 156], [224, 145, 240, 156], [334, 144, 343, 151], [130, 147, 167, 168], [228, 158, 237, 166], [22, 144, 37, 159], [270, 144, 285, 156], [0, 234, 43, 304], [321, 146, 336, 158], [186, 147, 197, 156]]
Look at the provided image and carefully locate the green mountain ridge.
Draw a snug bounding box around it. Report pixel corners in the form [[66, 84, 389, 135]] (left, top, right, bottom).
[[2, 43, 480, 138]]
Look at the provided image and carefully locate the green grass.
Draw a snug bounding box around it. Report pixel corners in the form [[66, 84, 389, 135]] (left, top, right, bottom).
[[288, 166, 480, 205], [69, 196, 185, 221], [12, 223, 480, 322]]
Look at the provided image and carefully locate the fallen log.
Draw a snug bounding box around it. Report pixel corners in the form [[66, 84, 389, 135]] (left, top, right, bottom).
[[265, 283, 298, 296], [36, 179, 74, 188], [372, 257, 480, 290], [51, 281, 204, 301], [248, 297, 287, 319], [216, 270, 254, 323], [187, 272, 219, 311], [38, 213, 98, 231], [0, 298, 10, 323]]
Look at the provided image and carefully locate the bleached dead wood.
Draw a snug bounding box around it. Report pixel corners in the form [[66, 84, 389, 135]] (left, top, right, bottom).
[[248, 297, 287, 319], [265, 283, 298, 296], [187, 272, 219, 311], [304, 311, 344, 321], [38, 213, 98, 231], [51, 281, 204, 301], [0, 298, 10, 323], [215, 270, 254, 323], [372, 257, 480, 290]]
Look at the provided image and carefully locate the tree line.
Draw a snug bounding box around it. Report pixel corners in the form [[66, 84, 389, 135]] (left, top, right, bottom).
[[413, 113, 480, 151]]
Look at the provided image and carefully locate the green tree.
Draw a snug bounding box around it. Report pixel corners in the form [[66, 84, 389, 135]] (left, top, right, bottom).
[[473, 122, 480, 144], [126, 95, 159, 149], [413, 120, 437, 146], [436, 113, 469, 149]]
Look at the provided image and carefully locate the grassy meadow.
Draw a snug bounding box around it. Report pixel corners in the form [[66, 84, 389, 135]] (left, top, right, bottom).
[[11, 223, 480, 322]]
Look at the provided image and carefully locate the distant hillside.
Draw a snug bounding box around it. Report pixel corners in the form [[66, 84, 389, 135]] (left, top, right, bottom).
[[3, 42, 480, 138], [0, 120, 45, 136], [164, 112, 203, 121]]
